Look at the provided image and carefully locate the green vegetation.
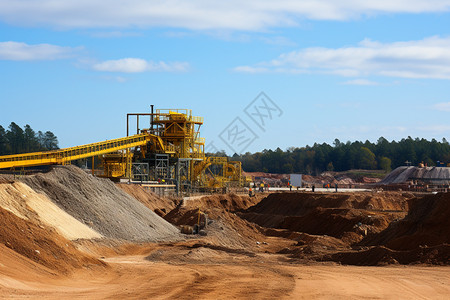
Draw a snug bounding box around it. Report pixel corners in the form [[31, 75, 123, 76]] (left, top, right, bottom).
[[224, 137, 450, 175], [0, 122, 59, 155]]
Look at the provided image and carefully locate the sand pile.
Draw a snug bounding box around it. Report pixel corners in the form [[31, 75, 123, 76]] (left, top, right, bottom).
[[380, 166, 450, 184], [0, 206, 105, 274], [21, 166, 180, 242], [0, 181, 102, 240], [0, 176, 13, 184], [117, 183, 176, 216]]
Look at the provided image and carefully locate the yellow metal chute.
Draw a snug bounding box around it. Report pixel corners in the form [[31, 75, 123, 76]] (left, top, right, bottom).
[[0, 133, 162, 170]]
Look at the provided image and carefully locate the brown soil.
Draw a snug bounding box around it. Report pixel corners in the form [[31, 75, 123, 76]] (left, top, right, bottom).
[[165, 193, 273, 250], [237, 191, 449, 265], [116, 183, 177, 216], [1, 169, 449, 298], [239, 192, 409, 245], [322, 192, 450, 265], [363, 192, 450, 250], [1, 242, 449, 299], [325, 244, 450, 266], [182, 193, 266, 212], [0, 206, 105, 275]]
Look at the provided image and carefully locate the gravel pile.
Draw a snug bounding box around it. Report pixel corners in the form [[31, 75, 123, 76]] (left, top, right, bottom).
[[380, 166, 450, 184], [21, 166, 180, 242]]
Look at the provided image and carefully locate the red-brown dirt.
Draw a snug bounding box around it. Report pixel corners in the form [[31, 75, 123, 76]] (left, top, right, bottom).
[[117, 183, 177, 216], [164, 193, 279, 250], [1, 185, 450, 298], [0, 206, 106, 275], [361, 192, 450, 251], [183, 193, 266, 211], [239, 192, 409, 245], [236, 191, 449, 265], [325, 244, 450, 266]]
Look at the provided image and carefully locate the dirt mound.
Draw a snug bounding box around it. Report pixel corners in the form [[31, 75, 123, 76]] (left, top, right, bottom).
[[326, 244, 450, 266], [380, 166, 450, 184], [0, 206, 106, 274], [0, 176, 13, 184], [165, 207, 267, 250], [362, 192, 450, 250], [240, 192, 408, 240], [165, 193, 269, 250], [182, 193, 263, 212], [280, 208, 393, 239], [245, 192, 408, 216], [238, 191, 412, 264], [278, 232, 350, 259], [21, 166, 180, 242], [0, 181, 102, 240], [317, 192, 450, 266], [117, 183, 176, 216]]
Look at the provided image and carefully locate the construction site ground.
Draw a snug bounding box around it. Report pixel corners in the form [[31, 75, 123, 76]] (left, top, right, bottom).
[[0, 166, 449, 299]]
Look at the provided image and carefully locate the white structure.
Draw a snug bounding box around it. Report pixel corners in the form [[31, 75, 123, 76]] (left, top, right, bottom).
[[290, 174, 302, 187]]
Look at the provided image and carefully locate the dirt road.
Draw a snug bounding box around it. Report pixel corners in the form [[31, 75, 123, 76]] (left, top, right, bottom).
[[1, 249, 448, 299]]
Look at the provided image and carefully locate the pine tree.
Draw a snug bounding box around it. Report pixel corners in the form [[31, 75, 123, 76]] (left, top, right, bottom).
[[6, 122, 25, 154], [0, 125, 9, 155], [43, 131, 59, 150], [24, 124, 39, 152]]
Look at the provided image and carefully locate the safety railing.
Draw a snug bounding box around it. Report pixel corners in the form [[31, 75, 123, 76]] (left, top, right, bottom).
[[0, 133, 156, 169]]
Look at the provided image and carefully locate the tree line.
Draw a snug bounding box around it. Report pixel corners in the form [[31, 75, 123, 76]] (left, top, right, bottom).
[[0, 122, 59, 155], [217, 137, 450, 175]]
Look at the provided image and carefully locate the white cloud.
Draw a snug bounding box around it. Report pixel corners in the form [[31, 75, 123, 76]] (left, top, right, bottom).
[[342, 79, 379, 85], [93, 58, 189, 73], [233, 66, 269, 73], [433, 102, 450, 112], [99, 75, 128, 83], [416, 125, 450, 134], [1, 1, 450, 30], [259, 36, 296, 46], [235, 36, 450, 80], [0, 41, 78, 61], [89, 31, 143, 38]]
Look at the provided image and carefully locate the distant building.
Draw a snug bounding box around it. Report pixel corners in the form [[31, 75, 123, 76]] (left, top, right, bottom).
[[290, 174, 302, 187]]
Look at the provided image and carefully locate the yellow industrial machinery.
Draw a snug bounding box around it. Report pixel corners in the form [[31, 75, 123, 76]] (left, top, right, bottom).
[[0, 133, 159, 170], [192, 157, 243, 188], [0, 107, 243, 192], [152, 109, 205, 159]]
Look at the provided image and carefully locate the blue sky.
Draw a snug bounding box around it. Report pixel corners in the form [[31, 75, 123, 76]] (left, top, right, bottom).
[[1, 1, 450, 154]]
